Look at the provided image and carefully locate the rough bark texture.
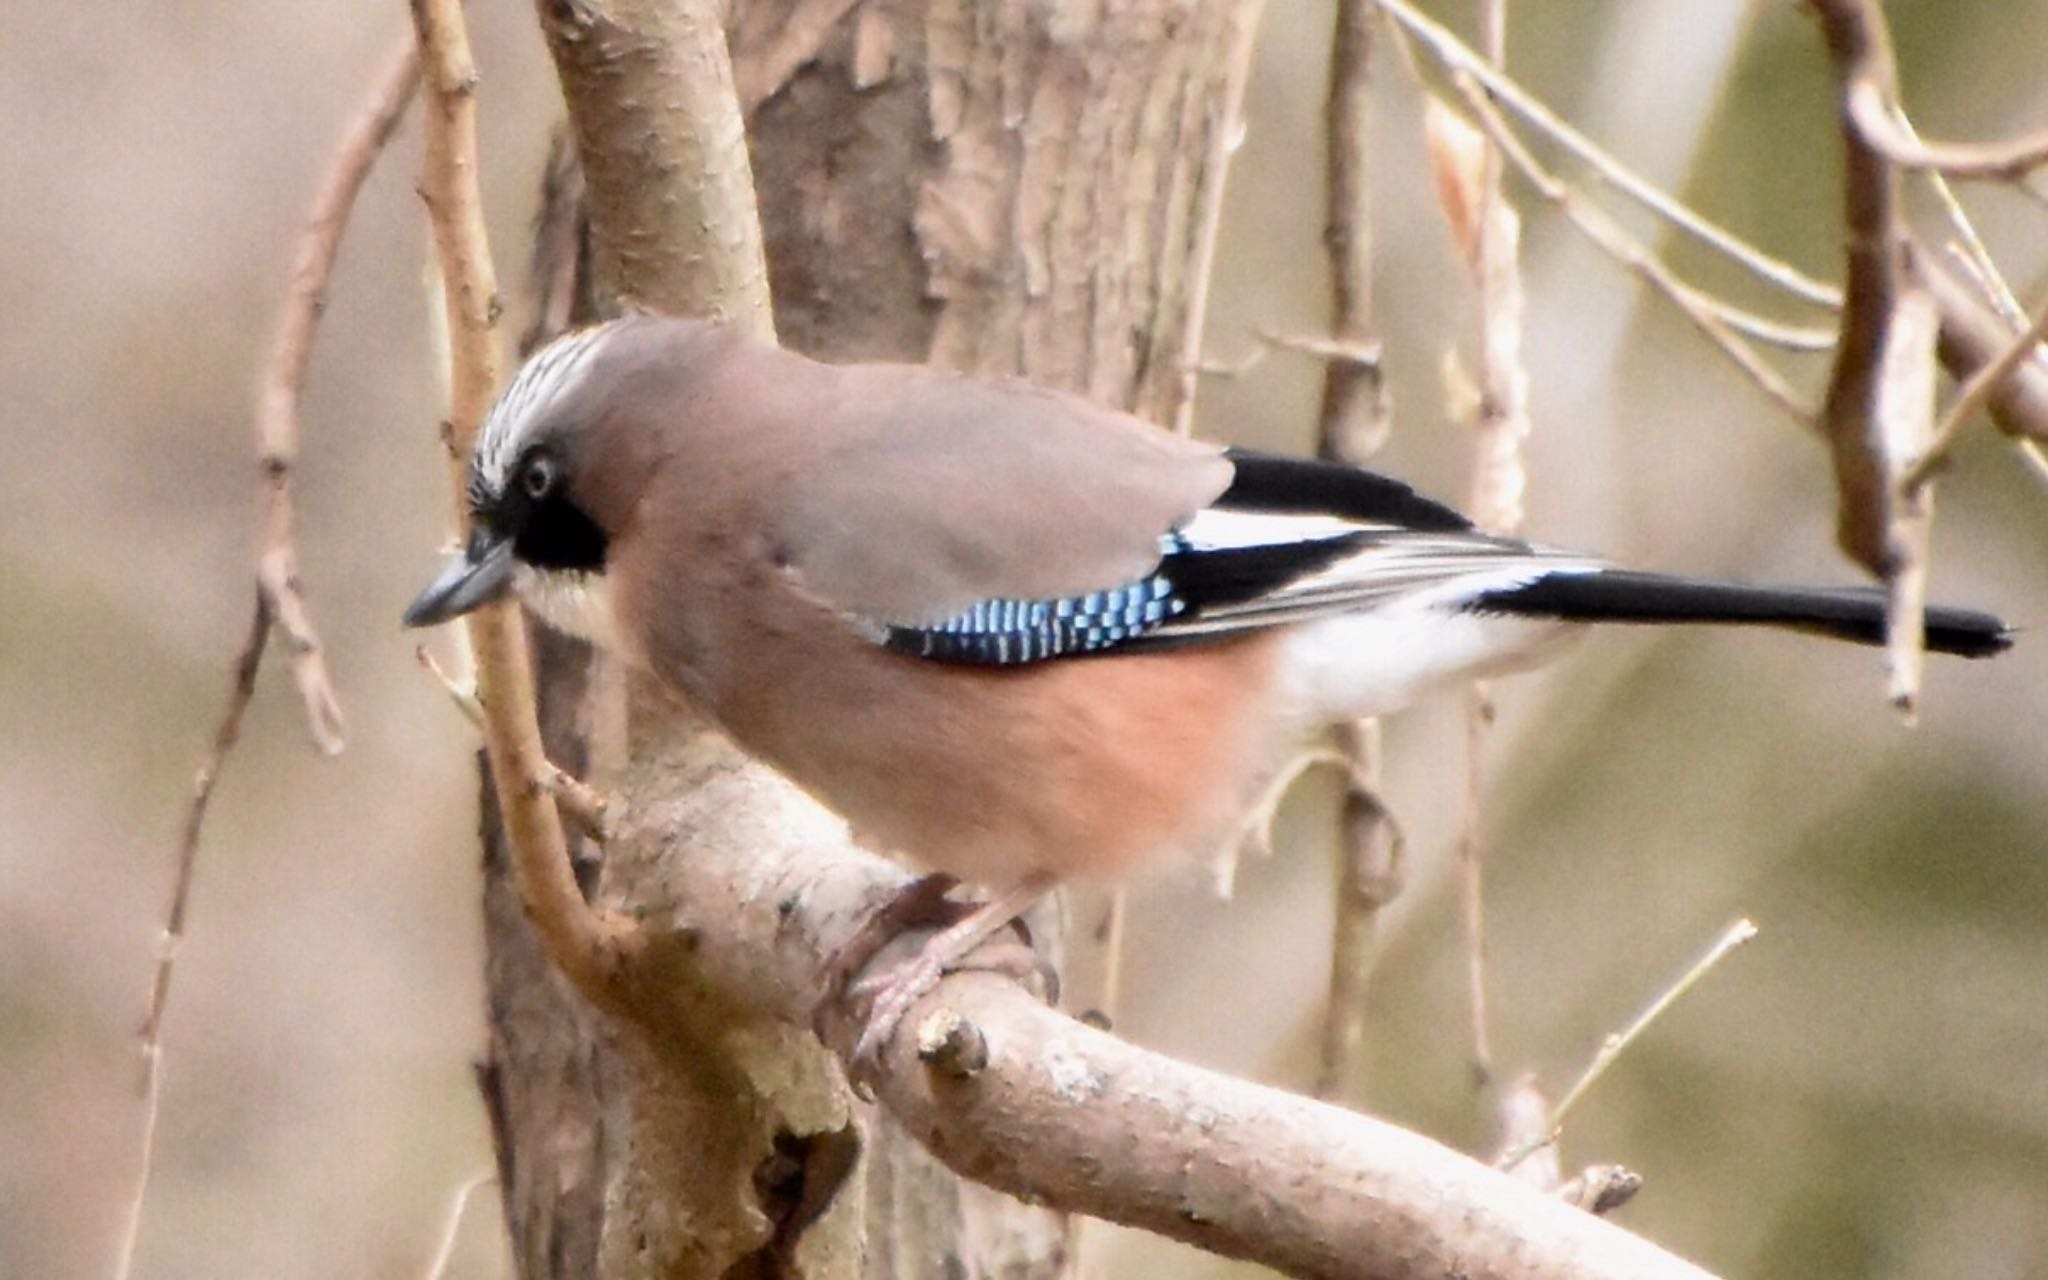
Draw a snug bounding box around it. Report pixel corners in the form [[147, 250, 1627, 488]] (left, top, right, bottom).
[[477, 630, 611, 1280], [525, 737, 1719, 1280], [486, 2, 1263, 1277]]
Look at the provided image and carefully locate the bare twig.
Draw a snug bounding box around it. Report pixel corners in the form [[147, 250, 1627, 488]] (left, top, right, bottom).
[[1846, 80, 2048, 180], [410, 0, 635, 1004], [1374, 0, 1843, 309], [1549, 918, 1758, 1136], [1903, 286, 2048, 494], [1940, 237, 2025, 330], [416, 646, 615, 840], [1875, 276, 1939, 714], [522, 129, 587, 357], [1170, 0, 1267, 437], [1318, 0, 1392, 460], [115, 42, 420, 1279], [1311, 0, 1403, 1106], [1316, 725, 1406, 1099], [1159, 0, 1267, 1019], [1500, 918, 1758, 1173], [256, 34, 422, 757], [1925, 252, 2048, 447], [1421, 19, 1527, 1092], [1808, 0, 1917, 577], [1451, 79, 1819, 426], [115, 596, 269, 1280], [421, 1169, 496, 1280], [1455, 685, 1496, 1088], [1381, 0, 2048, 455]]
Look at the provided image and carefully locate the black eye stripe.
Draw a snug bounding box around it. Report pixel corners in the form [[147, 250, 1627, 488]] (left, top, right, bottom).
[[513, 493, 608, 573]]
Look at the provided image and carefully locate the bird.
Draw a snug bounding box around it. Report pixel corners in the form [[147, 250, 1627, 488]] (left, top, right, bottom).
[[405, 313, 2012, 1063]]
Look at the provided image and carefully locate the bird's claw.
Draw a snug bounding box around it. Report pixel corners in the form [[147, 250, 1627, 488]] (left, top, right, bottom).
[[830, 912, 1055, 1095]]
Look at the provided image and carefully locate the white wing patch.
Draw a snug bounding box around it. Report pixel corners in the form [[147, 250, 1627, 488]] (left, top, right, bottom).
[[1171, 507, 1375, 551], [1159, 520, 1606, 637]]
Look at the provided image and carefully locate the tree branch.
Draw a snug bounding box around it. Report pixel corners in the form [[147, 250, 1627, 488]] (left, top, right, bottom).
[[1807, 0, 1914, 576], [536, 0, 774, 333], [1846, 79, 2048, 180], [410, 0, 637, 1008], [116, 39, 419, 1278], [255, 35, 421, 757], [1924, 252, 2048, 447], [1448, 80, 1818, 426], [1374, 0, 1843, 309], [610, 760, 1726, 1280], [1170, 0, 1266, 437]]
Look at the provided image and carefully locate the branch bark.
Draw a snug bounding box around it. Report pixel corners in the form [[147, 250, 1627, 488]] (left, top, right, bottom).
[[1925, 253, 2048, 447], [602, 752, 1722, 1280], [1313, 0, 1402, 1106], [412, 0, 636, 1014], [1809, 0, 1916, 576]]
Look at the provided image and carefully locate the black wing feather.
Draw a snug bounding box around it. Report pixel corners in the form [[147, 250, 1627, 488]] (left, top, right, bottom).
[[1217, 448, 1472, 532]]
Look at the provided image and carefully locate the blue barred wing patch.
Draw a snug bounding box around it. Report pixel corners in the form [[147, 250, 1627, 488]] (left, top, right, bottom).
[[883, 575, 1186, 664]]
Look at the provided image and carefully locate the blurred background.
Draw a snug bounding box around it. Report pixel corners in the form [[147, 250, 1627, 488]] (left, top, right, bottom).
[[4, 3, 2044, 1277]]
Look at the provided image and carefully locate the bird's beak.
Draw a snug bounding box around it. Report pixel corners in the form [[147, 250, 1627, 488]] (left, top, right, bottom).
[[402, 528, 516, 628]]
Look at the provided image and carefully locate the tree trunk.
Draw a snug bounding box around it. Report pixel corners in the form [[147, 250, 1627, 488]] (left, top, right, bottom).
[[480, 2, 1261, 1275]]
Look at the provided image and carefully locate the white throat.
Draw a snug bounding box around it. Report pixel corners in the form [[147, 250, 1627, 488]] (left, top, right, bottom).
[[513, 566, 634, 661]]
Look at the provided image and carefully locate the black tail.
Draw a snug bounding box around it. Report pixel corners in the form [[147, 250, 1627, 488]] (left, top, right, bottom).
[[1475, 569, 2013, 659]]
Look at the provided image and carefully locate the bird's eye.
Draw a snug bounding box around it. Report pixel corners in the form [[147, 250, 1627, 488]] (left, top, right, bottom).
[[521, 453, 557, 500]]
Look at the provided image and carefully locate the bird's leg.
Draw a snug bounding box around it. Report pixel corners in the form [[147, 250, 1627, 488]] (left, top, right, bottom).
[[840, 873, 1058, 1080], [815, 872, 966, 1041]]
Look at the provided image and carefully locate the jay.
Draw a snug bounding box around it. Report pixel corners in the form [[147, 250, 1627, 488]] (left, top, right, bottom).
[[406, 315, 2011, 1059]]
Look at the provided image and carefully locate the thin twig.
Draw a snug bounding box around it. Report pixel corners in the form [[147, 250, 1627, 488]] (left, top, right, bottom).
[[114, 42, 421, 1279], [1217, 746, 1353, 895], [1922, 188, 2026, 328], [1846, 80, 2048, 180], [1548, 919, 1758, 1135], [1315, 722, 1405, 1101], [1902, 285, 2048, 494], [1420, 0, 1525, 1093], [1373, 0, 1843, 310], [1317, 0, 1392, 461], [1311, 0, 1401, 1106], [1809, 0, 1916, 576], [410, 0, 635, 1004], [1874, 274, 1938, 714], [1165, 0, 1267, 991], [2016, 438, 2048, 489], [115, 595, 269, 1280], [1924, 250, 2048, 447], [421, 1169, 496, 1280], [1500, 918, 1758, 1172], [416, 646, 615, 840], [255, 34, 422, 758], [1170, 0, 1267, 437], [1453, 79, 1819, 427], [1456, 686, 1495, 1090], [523, 128, 588, 357]]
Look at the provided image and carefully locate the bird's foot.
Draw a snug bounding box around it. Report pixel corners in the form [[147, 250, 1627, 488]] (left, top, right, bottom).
[[825, 875, 1057, 1092], [814, 873, 966, 1042]]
